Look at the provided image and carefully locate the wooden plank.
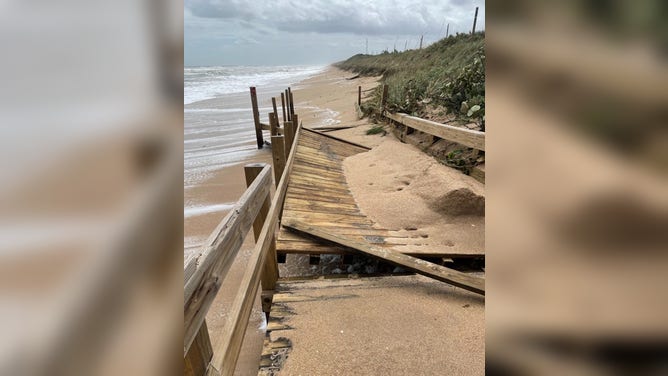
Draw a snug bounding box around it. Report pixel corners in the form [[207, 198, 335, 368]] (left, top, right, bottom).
[[385, 112, 485, 151], [470, 164, 485, 184], [249, 87, 263, 149], [282, 220, 485, 295], [184, 320, 213, 376], [302, 128, 371, 151], [206, 124, 303, 376], [184, 165, 272, 356]]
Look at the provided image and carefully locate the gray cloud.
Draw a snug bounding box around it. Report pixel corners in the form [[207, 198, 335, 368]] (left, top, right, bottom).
[[186, 0, 483, 36]]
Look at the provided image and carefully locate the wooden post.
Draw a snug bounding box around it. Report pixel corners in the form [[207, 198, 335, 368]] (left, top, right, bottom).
[[249, 87, 263, 149], [285, 89, 291, 121], [446, 23, 450, 38], [184, 320, 213, 376], [271, 135, 286, 187], [292, 113, 299, 129], [269, 112, 278, 136], [288, 87, 295, 116], [358, 86, 362, 106], [271, 97, 278, 125], [280, 92, 287, 123], [380, 84, 389, 114], [419, 35, 423, 49], [284, 121, 294, 154], [472, 7, 479, 34], [244, 164, 278, 293]]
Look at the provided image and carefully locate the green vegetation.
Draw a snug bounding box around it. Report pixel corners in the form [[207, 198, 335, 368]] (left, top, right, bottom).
[[335, 32, 485, 127], [366, 124, 386, 135]]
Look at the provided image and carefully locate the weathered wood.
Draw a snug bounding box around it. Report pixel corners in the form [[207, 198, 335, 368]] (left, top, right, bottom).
[[385, 112, 485, 151], [184, 165, 272, 355], [303, 128, 371, 151], [292, 113, 299, 130], [470, 164, 485, 184], [280, 92, 287, 123], [472, 6, 479, 34], [358, 85, 362, 106], [206, 125, 302, 376], [288, 87, 295, 116], [284, 121, 295, 155], [380, 84, 388, 113], [249, 86, 263, 149], [285, 89, 291, 121], [271, 97, 278, 125], [269, 112, 279, 136], [184, 320, 213, 376], [244, 164, 278, 291], [283, 220, 485, 295], [271, 136, 286, 187]]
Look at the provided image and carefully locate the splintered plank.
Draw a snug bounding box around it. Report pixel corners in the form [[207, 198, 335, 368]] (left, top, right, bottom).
[[282, 220, 485, 296]]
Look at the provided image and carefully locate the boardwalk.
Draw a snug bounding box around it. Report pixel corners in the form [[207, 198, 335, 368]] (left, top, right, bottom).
[[277, 128, 484, 258]]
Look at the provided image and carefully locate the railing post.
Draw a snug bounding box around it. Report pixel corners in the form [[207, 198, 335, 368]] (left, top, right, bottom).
[[284, 121, 294, 155], [380, 84, 388, 114], [288, 87, 295, 117], [280, 92, 287, 123], [269, 112, 278, 136], [271, 135, 286, 187], [291, 113, 299, 129], [244, 164, 279, 296], [285, 89, 291, 121], [184, 320, 213, 376], [271, 97, 278, 125], [249, 87, 264, 149]]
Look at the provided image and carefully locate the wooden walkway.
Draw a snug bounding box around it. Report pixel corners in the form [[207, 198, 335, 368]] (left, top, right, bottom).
[[277, 128, 483, 258]]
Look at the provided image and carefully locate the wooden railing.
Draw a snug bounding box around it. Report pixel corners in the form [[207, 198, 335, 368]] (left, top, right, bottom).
[[184, 86, 302, 376], [357, 84, 485, 151]]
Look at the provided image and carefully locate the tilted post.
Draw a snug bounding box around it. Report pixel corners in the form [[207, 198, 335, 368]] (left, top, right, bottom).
[[271, 97, 278, 125], [358, 85, 362, 106], [249, 87, 263, 149], [472, 7, 479, 34]]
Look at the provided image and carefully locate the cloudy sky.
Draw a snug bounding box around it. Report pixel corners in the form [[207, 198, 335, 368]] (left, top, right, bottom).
[[185, 0, 485, 66]]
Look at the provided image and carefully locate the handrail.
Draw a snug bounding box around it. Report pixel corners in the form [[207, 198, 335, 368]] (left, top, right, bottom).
[[184, 164, 272, 355], [207, 122, 303, 376], [384, 111, 485, 151]]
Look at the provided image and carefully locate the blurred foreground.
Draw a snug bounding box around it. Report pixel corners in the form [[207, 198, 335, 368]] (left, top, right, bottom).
[[0, 1, 183, 375], [486, 1, 668, 374]]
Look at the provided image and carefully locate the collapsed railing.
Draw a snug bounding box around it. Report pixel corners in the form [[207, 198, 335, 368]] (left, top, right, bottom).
[[184, 87, 302, 376], [357, 84, 485, 182]]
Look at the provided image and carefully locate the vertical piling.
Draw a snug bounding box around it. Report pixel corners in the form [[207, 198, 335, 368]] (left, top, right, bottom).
[[358, 86, 362, 106], [380, 84, 389, 114], [271, 97, 278, 125], [249, 87, 263, 149], [285, 89, 291, 121], [292, 113, 299, 130], [288, 87, 295, 117], [269, 112, 279, 136], [271, 135, 286, 187], [284, 121, 294, 155], [280, 92, 287, 123]]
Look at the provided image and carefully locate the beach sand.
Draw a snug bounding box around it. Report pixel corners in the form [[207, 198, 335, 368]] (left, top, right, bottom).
[[186, 66, 484, 374]]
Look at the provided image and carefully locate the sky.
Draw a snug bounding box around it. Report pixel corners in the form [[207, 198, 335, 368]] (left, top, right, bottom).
[[184, 0, 485, 67]]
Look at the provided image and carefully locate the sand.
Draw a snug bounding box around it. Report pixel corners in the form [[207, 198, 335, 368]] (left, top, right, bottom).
[[343, 137, 485, 255], [186, 66, 485, 375]]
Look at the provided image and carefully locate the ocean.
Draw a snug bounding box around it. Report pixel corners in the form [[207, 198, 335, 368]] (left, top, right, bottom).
[[184, 64, 325, 219]]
